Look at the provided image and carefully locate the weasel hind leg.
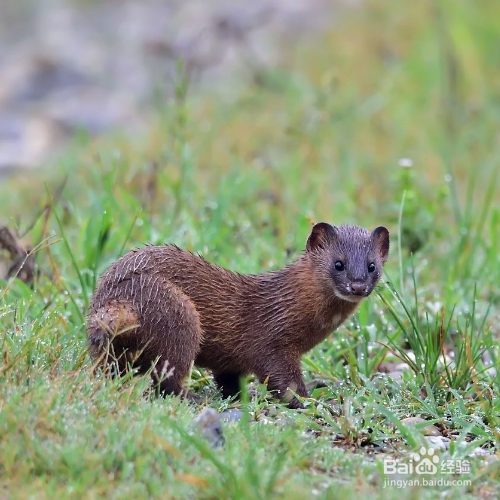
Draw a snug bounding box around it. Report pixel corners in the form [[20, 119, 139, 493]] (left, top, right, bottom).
[[87, 273, 203, 398]]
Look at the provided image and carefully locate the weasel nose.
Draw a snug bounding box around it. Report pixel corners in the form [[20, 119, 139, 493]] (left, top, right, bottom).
[[351, 282, 366, 295]]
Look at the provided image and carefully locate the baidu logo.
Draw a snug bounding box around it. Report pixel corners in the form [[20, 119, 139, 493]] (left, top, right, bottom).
[[412, 447, 439, 474], [383, 447, 472, 489]]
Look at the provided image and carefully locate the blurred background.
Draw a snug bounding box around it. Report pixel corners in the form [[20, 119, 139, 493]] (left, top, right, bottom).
[[0, 0, 333, 174]]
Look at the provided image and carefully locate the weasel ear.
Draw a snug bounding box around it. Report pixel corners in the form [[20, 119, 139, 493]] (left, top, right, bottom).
[[371, 226, 390, 263], [306, 223, 337, 252]]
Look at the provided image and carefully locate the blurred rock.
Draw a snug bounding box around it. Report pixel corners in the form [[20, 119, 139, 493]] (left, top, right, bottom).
[[377, 361, 410, 382], [401, 417, 442, 437], [194, 407, 244, 448], [193, 407, 225, 448], [220, 408, 243, 423], [0, 115, 67, 173], [424, 436, 450, 450], [471, 447, 494, 457], [6, 54, 88, 104]]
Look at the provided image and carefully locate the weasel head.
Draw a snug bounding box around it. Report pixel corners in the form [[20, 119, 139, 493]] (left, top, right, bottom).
[[305, 222, 390, 303]]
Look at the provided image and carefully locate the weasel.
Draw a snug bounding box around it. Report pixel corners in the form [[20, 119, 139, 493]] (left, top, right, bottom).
[[87, 222, 389, 408]]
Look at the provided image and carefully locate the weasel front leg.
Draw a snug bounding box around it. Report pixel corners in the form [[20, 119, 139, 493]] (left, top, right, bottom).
[[213, 371, 242, 399], [256, 357, 309, 409]]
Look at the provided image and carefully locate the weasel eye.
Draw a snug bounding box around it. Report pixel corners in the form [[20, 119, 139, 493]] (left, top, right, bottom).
[[334, 261, 345, 271], [368, 262, 376, 273]]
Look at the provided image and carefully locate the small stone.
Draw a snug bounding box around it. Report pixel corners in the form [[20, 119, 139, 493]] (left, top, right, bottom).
[[193, 407, 224, 448], [220, 409, 243, 423], [387, 371, 403, 382], [424, 436, 449, 450], [471, 447, 491, 457], [401, 417, 442, 436]]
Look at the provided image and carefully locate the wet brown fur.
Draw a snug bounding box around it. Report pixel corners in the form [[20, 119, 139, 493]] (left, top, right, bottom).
[[87, 223, 389, 408]]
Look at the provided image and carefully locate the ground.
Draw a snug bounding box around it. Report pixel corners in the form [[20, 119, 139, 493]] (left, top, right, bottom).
[[0, 1, 499, 499]]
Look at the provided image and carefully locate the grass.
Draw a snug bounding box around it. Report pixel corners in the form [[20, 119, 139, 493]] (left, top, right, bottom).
[[1, 0, 499, 498]]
